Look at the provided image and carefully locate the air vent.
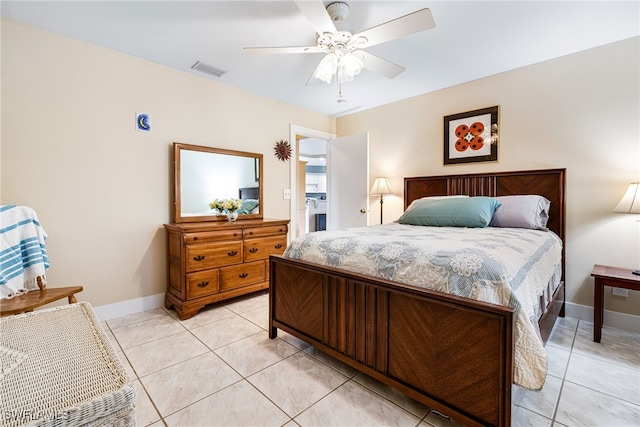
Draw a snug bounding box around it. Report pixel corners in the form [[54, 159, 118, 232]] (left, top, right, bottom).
[[191, 61, 227, 78]]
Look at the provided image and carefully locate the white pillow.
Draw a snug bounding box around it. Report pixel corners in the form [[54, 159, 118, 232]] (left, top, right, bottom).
[[489, 195, 551, 230]]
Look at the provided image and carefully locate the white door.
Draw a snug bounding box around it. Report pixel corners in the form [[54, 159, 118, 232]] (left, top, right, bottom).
[[326, 132, 369, 230]]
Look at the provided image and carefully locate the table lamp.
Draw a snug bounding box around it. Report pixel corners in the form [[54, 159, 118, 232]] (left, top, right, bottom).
[[613, 182, 640, 274], [370, 177, 392, 224]]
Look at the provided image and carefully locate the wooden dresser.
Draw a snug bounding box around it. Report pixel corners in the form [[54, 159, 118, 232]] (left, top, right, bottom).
[[164, 219, 289, 320]]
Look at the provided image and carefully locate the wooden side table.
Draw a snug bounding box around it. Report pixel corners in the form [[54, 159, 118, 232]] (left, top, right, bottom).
[[591, 264, 640, 342], [1, 279, 83, 316]]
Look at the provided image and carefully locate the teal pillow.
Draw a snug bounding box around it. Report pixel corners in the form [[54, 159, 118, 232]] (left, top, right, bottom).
[[238, 199, 259, 214], [398, 197, 501, 228]]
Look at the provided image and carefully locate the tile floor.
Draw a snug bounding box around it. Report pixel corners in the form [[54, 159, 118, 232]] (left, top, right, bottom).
[[102, 291, 640, 427]]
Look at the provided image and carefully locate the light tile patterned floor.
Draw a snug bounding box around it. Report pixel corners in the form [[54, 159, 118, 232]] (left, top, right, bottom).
[[103, 291, 640, 427]]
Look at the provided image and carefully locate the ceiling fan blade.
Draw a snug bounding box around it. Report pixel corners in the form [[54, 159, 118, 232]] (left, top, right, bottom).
[[305, 66, 324, 86], [360, 51, 405, 79], [295, 0, 337, 35], [354, 8, 435, 48], [244, 46, 325, 54]]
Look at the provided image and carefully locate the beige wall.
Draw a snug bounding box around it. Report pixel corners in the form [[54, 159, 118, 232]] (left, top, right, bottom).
[[337, 37, 640, 316], [1, 20, 333, 306], [3, 18, 639, 318]]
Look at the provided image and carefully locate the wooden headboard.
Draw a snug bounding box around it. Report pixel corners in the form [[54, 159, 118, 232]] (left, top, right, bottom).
[[404, 168, 566, 243], [239, 187, 260, 200]]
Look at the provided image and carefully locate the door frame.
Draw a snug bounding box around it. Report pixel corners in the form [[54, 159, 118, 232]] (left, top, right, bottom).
[[289, 125, 336, 240]]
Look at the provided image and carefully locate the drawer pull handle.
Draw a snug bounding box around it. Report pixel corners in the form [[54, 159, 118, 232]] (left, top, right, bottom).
[[239, 273, 248, 278], [274, 243, 283, 249], [234, 232, 238, 237], [193, 255, 205, 261], [193, 237, 198, 240], [249, 231, 254, 235], [249, 248, 258, 253], [227, 250, 238, 256], [197, 281, 209, 288]]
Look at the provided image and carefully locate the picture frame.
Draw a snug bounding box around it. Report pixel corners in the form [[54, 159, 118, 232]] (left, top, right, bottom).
[[444, 106, 498, 165]]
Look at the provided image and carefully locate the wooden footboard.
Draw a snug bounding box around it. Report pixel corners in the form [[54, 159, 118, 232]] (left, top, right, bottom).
[[269, 255, 515, 427]]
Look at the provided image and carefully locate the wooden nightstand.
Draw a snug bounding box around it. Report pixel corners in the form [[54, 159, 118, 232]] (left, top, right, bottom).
[[591, 264, 640, 342]]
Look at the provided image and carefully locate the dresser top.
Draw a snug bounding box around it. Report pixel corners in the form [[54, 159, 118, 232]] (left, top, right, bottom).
[[164, 218, 289, 232]]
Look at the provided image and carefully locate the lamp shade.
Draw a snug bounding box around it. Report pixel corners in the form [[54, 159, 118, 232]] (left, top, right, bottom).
[[370, 177, 392, 196], [613, 182, 640, 214]]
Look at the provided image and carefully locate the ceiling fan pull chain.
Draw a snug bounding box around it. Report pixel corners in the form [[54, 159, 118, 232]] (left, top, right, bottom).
[[337, 73, 347, 104]]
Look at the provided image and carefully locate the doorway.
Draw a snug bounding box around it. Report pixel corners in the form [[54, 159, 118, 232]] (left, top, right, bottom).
[[289, 125, 334, 239], [299, 138, 327, 235], [289, 125, 370, 238]]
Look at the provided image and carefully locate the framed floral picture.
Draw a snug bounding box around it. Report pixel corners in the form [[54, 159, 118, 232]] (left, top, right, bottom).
[[444, 106, 499, 165]]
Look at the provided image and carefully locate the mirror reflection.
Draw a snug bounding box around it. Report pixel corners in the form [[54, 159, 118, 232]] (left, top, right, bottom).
[[174, 143, 263, 223]]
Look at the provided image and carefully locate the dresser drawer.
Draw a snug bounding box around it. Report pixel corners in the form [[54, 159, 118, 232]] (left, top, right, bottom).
[[186, 270, 220, 299], [219, 261, 265, 291], [184, 229, 242, 244], [186, 241, 242, 272], [243, 224, 288, 239], [244, 235, 288, 262]]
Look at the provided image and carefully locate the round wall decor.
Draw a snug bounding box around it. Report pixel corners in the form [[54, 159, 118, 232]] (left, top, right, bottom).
[[274, 139, 292, 161]]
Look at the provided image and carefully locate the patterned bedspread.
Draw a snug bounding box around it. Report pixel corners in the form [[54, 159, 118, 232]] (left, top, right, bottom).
[[284, 223, 563, 390]]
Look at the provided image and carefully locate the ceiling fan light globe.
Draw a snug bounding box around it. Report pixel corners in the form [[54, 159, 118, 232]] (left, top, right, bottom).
[[316, 72, 333, 84], [315, 53, 339, 83], [342, 51, 364, 76], [339, 71, 356, 83]]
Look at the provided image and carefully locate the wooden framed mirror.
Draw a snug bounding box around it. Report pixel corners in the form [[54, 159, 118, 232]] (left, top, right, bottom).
[[173, 142, 263, 223]]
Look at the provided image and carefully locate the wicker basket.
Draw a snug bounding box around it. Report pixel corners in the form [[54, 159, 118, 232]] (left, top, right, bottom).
[[0, 302, 135, 427]]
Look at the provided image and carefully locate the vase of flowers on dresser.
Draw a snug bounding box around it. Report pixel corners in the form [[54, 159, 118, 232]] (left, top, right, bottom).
[[226, 210, 238, 222], [209, 198, 243, 222]]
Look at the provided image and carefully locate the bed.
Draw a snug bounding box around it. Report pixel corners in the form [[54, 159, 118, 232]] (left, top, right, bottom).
[[268, 169, 566, 427], [239, 187, 260, 214]]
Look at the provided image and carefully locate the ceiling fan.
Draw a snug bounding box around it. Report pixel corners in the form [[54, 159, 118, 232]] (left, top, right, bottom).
[[244, 1, 435, 97]]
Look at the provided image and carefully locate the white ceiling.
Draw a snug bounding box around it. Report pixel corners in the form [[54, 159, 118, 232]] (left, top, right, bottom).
[[2, 1, 638, 117]]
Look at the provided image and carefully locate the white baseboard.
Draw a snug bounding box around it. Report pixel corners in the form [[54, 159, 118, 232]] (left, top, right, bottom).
[[91, 294, 640, 334], [92, 293, 165, 322], [565, 302, 640, 333]]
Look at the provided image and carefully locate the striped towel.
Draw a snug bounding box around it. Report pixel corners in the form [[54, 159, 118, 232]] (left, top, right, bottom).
[[0, 206, 49, 299]]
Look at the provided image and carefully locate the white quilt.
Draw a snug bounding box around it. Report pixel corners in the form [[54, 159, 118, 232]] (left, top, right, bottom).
[[284, 223, 563, 390]]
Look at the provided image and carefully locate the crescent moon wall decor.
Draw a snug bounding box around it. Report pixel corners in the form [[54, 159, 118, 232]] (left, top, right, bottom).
[[136, 113, 151, 132]]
